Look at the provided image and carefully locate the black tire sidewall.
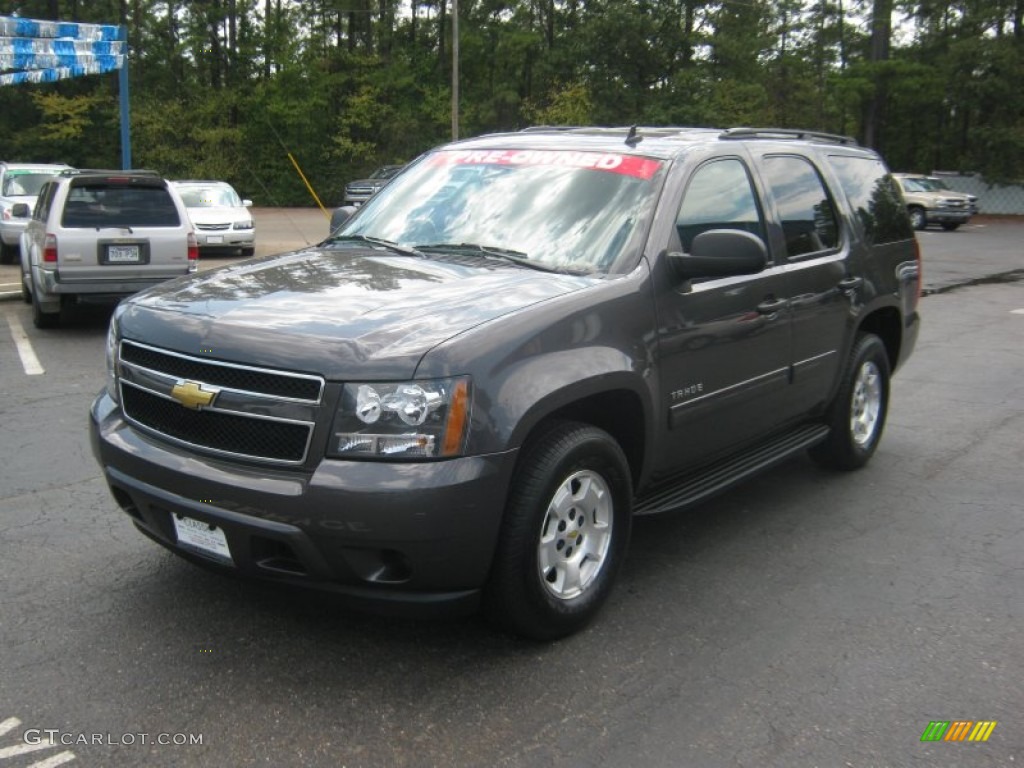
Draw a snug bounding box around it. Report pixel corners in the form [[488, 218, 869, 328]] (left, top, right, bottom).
[[486, 422, 632, 640], [31, 282, 59, 329], [814, 333, 890, 469]]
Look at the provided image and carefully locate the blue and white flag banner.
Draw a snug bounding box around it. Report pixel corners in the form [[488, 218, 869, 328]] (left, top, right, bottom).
[[0, 15, 125, 86], [0, 16, 120, 42], [0, 39, 123, 71], [0, 60, 123, 86]]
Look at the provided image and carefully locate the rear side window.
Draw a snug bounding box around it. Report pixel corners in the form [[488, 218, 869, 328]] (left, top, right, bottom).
[[827, 156, 913, 244], [761, 155, 839, 258], [34, 182, 58, 221], [62, 183, 182, 229]]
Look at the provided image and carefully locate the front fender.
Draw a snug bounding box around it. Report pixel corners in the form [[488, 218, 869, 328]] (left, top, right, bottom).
[[496, 349, 653, 451]]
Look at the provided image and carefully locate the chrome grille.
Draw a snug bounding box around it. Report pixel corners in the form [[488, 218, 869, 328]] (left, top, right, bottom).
[[121, 343, 323, 400], [118, 341, 324, 465], [196, 223, 230, 231]]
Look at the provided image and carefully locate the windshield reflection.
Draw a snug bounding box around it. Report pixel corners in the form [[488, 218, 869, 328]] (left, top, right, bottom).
[[340, 149, 664, 273]]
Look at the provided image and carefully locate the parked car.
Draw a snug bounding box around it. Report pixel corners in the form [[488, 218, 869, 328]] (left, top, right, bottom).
[[893, 173, 973, 230], [0, 161, 72, 263], [918, 175, 979, 215], [91, 127, 920, 639], [341, 164, 404, 206], [18, 169, 198, 328], [170, 180, 255, 256]]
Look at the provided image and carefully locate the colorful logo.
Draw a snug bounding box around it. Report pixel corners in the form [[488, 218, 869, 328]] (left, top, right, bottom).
[[921, 721, 997, 742]]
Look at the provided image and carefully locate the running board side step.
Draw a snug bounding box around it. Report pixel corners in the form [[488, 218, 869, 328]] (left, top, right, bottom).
[[633, 423, 830, 516]]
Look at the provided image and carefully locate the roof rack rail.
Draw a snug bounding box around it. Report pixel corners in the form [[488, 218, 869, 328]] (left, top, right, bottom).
[[59, 168, 162, 177], [720, 127, 858, 146], [519, 125, 586, 132]]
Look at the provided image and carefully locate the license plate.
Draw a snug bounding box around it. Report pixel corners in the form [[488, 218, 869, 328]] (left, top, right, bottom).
[[206, 235, 223, 244], [107, 244, 141, 263], [173, 514, 232, 563]]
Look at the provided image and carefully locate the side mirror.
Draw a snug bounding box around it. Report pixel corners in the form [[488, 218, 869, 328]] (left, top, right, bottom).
[[668, 229, 768, 281], [329, 205, 358, 235], [11, 203, 30, 218]]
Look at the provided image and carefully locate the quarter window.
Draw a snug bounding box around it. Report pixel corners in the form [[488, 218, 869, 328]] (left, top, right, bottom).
[[828, 155, 913, 245], [761, 155, 839, 258]]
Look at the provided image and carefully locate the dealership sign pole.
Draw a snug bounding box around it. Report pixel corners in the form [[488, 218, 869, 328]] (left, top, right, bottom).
[[0, 15, 131, 169]]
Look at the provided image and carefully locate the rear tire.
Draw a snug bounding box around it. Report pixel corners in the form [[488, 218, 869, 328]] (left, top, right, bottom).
[[31, 280, 60, 329], [485, 421, 632, 640], [0, 241, 17, 265], [810, 333, 890, 470]]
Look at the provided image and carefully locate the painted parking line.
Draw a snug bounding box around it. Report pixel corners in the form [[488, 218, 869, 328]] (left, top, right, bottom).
[[0, 717, 75, 765], [3, 307, 45, 375]]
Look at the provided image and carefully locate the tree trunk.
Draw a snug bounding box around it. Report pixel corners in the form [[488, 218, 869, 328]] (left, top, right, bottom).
[[861, 0, 892, 150]]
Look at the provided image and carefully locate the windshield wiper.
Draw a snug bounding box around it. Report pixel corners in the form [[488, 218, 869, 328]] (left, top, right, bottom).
[[415, 243, 572, 273], [324, 234, 423, 257]]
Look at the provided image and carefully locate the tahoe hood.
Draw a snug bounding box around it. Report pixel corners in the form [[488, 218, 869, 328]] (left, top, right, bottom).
[[118, 246, 596, 379]]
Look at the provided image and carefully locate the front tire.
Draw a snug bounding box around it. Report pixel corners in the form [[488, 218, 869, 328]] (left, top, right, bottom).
[[908, 207, 927, 231], [810, 333, 890, 470], [485, 421, 632, 640]]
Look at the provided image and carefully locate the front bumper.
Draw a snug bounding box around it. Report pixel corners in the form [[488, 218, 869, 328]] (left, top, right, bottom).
[[90, 392, 517, 615], [925, 209, 971, 225], [194, 230, 255, 249]]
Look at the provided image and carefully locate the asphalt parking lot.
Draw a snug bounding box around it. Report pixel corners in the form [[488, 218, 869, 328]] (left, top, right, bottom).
[[1, 215, 1021, 767]]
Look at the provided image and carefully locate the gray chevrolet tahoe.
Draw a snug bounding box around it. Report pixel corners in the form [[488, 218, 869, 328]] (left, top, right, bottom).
[[91, 127, 921, 639]]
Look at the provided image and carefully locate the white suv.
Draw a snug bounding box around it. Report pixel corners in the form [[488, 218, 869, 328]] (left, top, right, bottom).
[[0, 161, 72, 263], [16, 169, 198, 328]]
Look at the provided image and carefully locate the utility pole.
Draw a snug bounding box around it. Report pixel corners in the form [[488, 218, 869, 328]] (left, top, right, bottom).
[[452, 0, 459, 140]]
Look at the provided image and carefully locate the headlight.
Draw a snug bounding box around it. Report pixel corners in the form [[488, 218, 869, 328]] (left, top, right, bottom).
[[328, 377, 471, 459], [233, 220, 253, 230], [104, 312, 121, 404]]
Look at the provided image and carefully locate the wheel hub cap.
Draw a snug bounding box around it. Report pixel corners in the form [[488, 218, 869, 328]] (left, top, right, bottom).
[[537, 470, 613, 600], [850, 360, 882, 446]]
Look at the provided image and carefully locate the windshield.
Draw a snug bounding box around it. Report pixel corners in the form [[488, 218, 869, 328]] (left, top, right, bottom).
[[900, 178, 933, 193], [175, 184, 241, 208], [336, 149, 664, 273], [2, 172, 58, 197], [370, 166, 402, 180]]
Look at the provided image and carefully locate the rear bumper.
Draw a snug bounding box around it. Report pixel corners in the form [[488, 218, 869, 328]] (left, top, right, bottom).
[[0, 221, 26, 245], [34, 266, 191, 304], [90, 391, 517, 616]]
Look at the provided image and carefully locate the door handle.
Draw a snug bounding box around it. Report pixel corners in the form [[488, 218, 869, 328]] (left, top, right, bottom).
[[838, 276, 863, 291], [757, 297, 788, 315]]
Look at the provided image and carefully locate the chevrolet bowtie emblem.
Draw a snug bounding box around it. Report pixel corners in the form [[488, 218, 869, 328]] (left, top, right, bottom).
[[170, 380, 219, 410]]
